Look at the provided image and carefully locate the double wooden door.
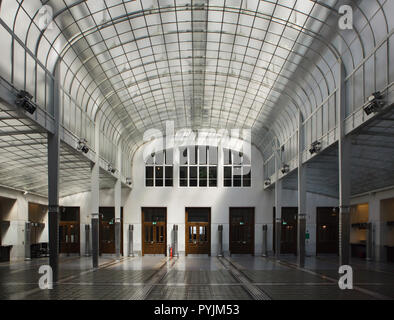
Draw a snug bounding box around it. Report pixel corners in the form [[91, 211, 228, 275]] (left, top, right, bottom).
[[185, 208, 211, 255], [59, 222, 80, 254], [316, 207, 339, 255], [230, 208, 254, 255], [142, 208, 167, 255]]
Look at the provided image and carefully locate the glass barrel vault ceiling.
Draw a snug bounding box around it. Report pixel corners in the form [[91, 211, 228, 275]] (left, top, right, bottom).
[[1, 0, 341, 153]]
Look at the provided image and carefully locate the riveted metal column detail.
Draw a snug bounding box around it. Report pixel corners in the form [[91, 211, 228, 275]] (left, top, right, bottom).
[[91, 120, 100, 268], [48, 63, 61, 282], [115, 142, 122, 260], [338, 60, 351, 266], [274, 141, 282, 259], [297, 110, 307, 267]]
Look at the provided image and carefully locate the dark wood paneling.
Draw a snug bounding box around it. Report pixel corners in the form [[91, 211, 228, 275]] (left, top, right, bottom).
[[229, 207, 254, 255]]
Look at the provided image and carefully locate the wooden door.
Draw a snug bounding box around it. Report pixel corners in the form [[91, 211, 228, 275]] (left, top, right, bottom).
[[59, 222, 80, 254], [59, 207, 80, 255], [273, 207, 298, 254], [142, 208, 167, 255], [99, 207, 124, 255], [185, 208, 211, 255], [316, 207, 339, 255], [230, 208, 254, 255]]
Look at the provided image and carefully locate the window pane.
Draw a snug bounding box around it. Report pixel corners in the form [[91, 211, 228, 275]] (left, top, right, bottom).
[[180, 166, 188, 187], [146, 153, 154, 165], [232, 150, 242, 165], [224, 166, 232, 187], [155, 166, 163, 186], [223, 148, 231, 165], [199, 167, 207, 187], [165, 149, 173, 165], [146, 166, 154, 186], [243, 166, 251, 187], [189, 166, 198, 187], [209, 166, 217, 187], [180, 147, 188, 165], [155, 151, 164, 165], [233, 166, 242, 187], [146, 166, 154, 179], [165, 166, 173, 187], [189, 146, 198, 165], [199, 146, 207, 164], [209, 146, 218, 165]]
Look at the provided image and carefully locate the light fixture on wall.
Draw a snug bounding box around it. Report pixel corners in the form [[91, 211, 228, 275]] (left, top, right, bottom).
[[15, 90, 37, 114], [364, 91, 384, 115], [264, 178, 271, 187], [281, 164, 290, 174], [126, 178, 132, 186], [309, 141, 322, 155], [107, 164, 116, 174], [77, 138, 89, 154]]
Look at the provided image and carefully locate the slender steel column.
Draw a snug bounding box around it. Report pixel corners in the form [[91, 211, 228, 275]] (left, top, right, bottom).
[[48, 63, 61, 282], [114, 143, 122, 260], [91, 120, 100, 268], [337, 60, 351, 266], [297, 110, 307, 267], [274, 142, 282, 259]]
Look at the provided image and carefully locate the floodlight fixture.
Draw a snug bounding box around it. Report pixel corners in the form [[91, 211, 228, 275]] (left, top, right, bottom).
[[15, 90, 36, 114]]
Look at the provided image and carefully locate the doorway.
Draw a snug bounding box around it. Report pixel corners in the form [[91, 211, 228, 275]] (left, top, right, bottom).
[[316, 207, 339, 255], [229, 208, 254, 255], [59, 207, 80, 255], [273, 207, 298, 254], [142, 208, 167, 256], [185, 208, 211, 255], [99, 207, 123, 255]]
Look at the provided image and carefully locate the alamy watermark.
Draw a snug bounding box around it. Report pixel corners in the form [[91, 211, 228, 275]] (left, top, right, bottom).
[[338, 5, 353, 30], [38, 265, 53, 290], [338, 265, 353, 290]]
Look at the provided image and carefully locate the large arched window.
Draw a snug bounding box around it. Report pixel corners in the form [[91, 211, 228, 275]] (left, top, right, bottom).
[[223, 149, 251, 188], [145, 149, 173, 187], [179, 146, 218, 188]]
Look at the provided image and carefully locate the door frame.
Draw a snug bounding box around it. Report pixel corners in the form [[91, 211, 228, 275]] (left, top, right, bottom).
[[229, 207, 255, 255], [185, 207, 211, 256], [141, 207, 167, 256]]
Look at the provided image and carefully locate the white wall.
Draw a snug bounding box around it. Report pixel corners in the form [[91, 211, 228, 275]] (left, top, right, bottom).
[[125, 144, 267, 256]]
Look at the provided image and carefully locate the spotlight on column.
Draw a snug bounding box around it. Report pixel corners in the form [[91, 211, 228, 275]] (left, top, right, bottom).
[[281, 164, 290, 174], [364, 91, 384, 115], [126, 178, 132, 186], [264, 178, 271, 187], [309, 141, 322, 155], [77, 138, 89, 154], [107, 164, 116, 174], [15, 90, 36, 114]]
